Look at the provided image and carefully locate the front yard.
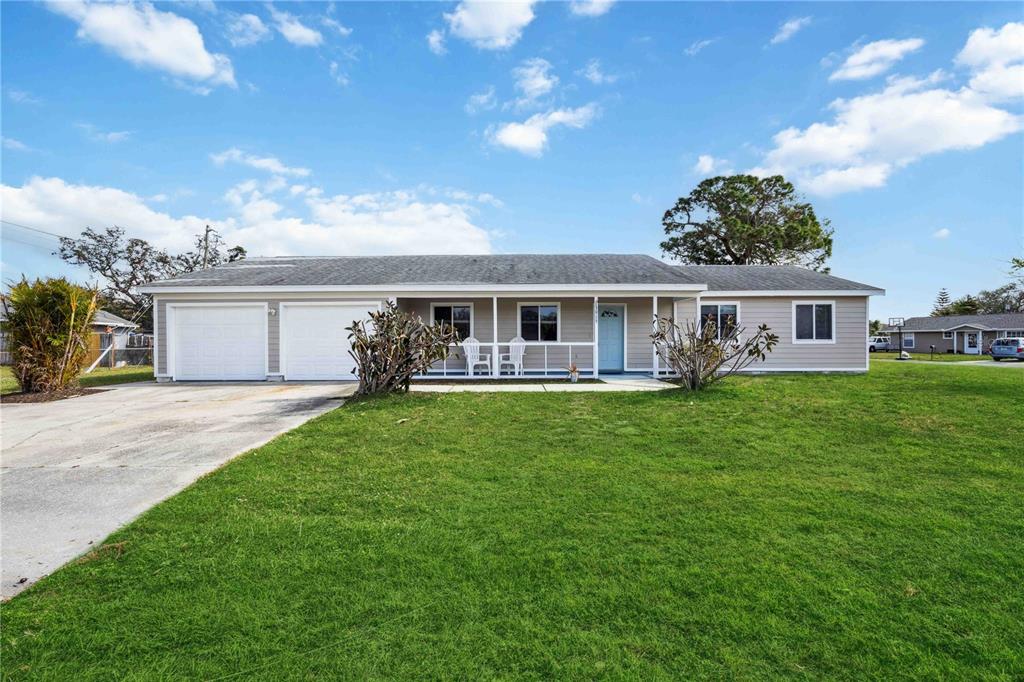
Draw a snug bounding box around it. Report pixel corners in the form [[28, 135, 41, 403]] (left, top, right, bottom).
[[2, 363, 1021, 679], [870, 351, 994, 362], [0, 365, 153, 395]]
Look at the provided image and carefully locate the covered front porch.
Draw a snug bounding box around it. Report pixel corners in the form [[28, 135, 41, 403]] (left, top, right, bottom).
[[397, 293, 696, 379]]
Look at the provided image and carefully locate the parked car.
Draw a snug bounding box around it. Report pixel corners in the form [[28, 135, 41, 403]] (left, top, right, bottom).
[[867, 335, 892, 352], [990, 337, 1024, 361]]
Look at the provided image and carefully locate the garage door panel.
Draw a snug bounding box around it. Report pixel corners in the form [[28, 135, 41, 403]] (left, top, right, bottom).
[[173, 306, 266, 381], [282, 304, 373, 380]]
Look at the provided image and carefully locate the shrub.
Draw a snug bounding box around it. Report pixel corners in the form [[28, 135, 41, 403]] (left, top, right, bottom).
[[651, 316, 778, 390], [1, 277, 98, 393], [347, 301, 460, 397]]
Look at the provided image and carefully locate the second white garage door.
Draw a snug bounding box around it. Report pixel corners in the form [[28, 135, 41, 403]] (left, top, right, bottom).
[[281, 303, 376, 380]]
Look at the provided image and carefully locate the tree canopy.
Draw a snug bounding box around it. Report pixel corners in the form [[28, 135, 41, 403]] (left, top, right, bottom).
[[660, 175, 834, 271]]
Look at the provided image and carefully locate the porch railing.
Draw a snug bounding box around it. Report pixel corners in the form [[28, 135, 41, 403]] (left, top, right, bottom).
[[426, 342, 596, 378]]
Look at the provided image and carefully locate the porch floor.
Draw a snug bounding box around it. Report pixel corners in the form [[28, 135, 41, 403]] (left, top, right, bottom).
[[410, 375, 673, 393]]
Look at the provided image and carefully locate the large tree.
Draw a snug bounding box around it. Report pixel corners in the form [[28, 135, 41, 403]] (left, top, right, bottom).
[[58, 226, 245, 329], [931, 288, 952, 316], [660, 174, 834, 271]]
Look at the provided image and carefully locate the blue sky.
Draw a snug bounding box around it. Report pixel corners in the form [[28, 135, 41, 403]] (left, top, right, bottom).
[[2, 1, 1022, 320]]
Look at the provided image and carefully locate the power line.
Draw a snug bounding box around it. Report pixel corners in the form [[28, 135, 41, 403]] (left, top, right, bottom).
[[0, 219, 65, 239]]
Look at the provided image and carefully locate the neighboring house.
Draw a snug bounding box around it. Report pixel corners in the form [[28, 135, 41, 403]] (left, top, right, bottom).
[[884, 313, 1024, 355], [139, 254, 884, 382], [0, 308, 139, 365]]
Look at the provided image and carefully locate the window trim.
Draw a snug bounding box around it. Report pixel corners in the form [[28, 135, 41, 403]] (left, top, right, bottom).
[[791, 300, 837, 345], [942, 331, 953, 339], [902, 332, 915, 349], [516, 302, 561, 343], [429, 302, 474, 339], [699, 301, 741, 340]]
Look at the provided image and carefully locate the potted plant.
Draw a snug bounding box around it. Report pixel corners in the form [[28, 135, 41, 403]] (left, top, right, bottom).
[[566, 359, 580, 383]]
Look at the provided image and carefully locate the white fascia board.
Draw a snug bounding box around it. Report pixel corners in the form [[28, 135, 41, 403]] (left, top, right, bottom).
[[701, 289, 884, 297], [138, 283, 708, 295]]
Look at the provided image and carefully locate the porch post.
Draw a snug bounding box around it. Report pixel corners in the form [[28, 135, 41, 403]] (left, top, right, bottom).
[[652, 295, 659, 376], [492, 296, 499, 376], [953, 330, 957, 355], [593, 296, 599, 378]]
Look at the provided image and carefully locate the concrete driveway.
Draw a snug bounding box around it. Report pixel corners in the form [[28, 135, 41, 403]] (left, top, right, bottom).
[[1, 381, 354, 599]]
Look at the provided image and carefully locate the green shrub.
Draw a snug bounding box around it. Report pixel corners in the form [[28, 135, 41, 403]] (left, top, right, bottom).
[[1, 277, 98, 393]]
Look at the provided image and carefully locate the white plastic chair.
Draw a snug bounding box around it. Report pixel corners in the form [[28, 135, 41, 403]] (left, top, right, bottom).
[[499, 336, 527, 376], [461, 337, 491, 376]]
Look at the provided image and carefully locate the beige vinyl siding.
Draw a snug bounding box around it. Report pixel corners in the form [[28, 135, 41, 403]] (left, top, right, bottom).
[[893, 328, 1004, 354], [155, 294, 387, 377], [696, 296, 868, 370]]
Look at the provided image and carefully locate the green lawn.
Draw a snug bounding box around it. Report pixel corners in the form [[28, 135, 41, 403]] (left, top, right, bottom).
[[870, 351, 993, 362], [0, 365, 153, 395], [2, 363, 1022, 679]]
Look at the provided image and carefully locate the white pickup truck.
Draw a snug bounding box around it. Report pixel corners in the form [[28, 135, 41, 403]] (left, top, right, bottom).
[[868, 336, 893, 352]]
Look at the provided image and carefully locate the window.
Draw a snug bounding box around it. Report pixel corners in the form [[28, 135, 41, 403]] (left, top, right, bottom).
[[431, 303, 472, 339], [903, 333, 915, 349], [700, 303, 739, 339], [942, 331, 954, 339], [793, 302, 835, 343], [519, 304, 559, 342]]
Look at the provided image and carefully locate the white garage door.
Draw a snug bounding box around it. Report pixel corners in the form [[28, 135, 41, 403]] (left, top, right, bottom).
[[281, 304, 375, 380], [172, 305, 266, 380]]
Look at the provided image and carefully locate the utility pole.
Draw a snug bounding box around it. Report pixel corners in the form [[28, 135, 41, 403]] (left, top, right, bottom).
[[201, 224, 213, 269]]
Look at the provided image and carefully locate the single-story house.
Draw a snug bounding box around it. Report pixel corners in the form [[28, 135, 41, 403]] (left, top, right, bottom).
[[139, 254, 884, 382], [884, 313, 1024, 355], [0, 308, 139, 366]]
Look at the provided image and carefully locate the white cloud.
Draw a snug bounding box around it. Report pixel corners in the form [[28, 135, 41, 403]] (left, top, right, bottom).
[[489, 103, 599, 156], [211, 148, 311, 177], [956, 22, 1024, 102], [631, 192, 652, 205], [577, 58, 617, 85], [75, 123, 132, 143], [226, 13, 270, 47], [329, 61, 350, 87], [751, 63, 1021, 195], [830, 38, 925, 81], [693, 154, 733, 175], [510, 58, 558, 108], [444, 1, 536, 50], [932, 227, 951, 239], [684, 39, 716, 57], [770, 17, 812, 46], [1, 176, 495, 257], [569, 0, 615, 17], [45, 0, 235, 89], [2, 137, 30, 151], [321, 17, 352, 38], [426, 29, 446, 55], [465, 85, 497, 114], [7, 89, 41, 104], [267, 4, 323, 47]]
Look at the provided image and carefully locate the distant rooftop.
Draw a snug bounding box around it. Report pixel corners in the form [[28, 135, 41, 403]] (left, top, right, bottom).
[[884, 312, 1024, 332]]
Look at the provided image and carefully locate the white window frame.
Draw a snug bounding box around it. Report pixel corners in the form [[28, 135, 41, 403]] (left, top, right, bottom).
[[517, 302, 561, 343], [429, 302, 474, 339], [942, 331, 953, 339], [903, 333, 915, 349], [698, 301, 741, 340], [792, 300, 836, 345]]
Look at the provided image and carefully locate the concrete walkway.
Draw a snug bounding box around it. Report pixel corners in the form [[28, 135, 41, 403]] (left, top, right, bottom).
[[1, 381, 353, 599], [411, 376, 673, 392]]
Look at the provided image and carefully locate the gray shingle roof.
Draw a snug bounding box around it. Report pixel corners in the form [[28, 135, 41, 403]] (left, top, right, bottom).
[[93, 310, 138, 328], [142, 254, 882, 292], [674, 264, 882, 292], [145, 255, 703, 287], [884, 313, 1024, 332]]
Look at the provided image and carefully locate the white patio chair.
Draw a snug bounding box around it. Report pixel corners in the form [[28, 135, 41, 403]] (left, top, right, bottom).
[[461, 337, 491, 376], [498, 336, 527, 376]]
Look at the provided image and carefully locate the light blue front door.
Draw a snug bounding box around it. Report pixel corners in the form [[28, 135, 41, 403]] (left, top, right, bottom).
[[598, 304, 625, 373]]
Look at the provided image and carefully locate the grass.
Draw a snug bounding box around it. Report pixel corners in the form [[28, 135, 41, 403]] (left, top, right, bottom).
[[870, 351, 995, 362], [2, 362, 1022, 679], [0, 365, 153, 395]]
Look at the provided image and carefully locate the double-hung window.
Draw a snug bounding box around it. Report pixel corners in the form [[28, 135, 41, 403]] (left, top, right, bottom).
[[519, 304, 559, 342], [942, 331, 954, 339], [700, 303, 739, 339], [902, 333, 915, 349], [431, 303, 472, 340], [793, 302, 835, 343]]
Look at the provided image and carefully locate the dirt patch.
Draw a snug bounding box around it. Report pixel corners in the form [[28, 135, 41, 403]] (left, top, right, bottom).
[[76, 541, 127, 565], [1, 388, 106, 404]]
